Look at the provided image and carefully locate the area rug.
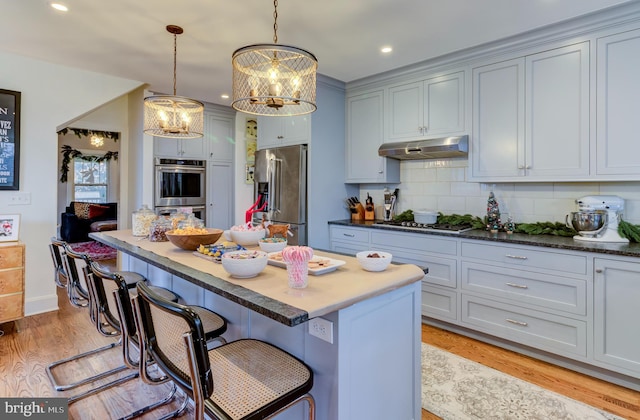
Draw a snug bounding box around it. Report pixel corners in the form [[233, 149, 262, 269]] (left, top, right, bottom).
[[69, 240, 116, 261], [421, 343, 624, 420]]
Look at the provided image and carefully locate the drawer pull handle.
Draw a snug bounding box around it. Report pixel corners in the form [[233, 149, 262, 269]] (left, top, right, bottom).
[[506, 282, 528, 289], [595, 268, 603, 273], [506, 318, 528, 327], [343, 233, 355, 237], [505, 254, 528, 260]]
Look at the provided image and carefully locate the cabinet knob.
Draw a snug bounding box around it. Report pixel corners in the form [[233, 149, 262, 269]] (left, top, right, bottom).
[[595, 268, 603, 273], [277, 135, 284, 139], [525, 165, 531, 169]]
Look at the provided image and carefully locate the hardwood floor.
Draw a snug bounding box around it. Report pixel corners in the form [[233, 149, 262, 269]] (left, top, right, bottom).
[[1, 282, 638, 419]]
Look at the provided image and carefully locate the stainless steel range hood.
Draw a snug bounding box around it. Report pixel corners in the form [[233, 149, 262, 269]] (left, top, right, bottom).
[[378, 135, 468, 160]]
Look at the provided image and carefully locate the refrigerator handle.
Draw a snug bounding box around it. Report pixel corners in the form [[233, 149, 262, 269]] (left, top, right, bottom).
[[272, 157, 282, 215]]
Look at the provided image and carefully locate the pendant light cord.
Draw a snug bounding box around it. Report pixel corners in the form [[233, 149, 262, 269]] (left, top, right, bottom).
[[173, 32, 177, 96], [273, 0, 278, 44]]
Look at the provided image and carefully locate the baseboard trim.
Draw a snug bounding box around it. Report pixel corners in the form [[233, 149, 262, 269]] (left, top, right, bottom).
[[25, 294, 59, 317]]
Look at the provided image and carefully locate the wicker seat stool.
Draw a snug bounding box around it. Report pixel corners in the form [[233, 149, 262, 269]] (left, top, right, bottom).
[[134, 281, 315, 420], [46, 245, 167, 405], [89, 261, 227, 419]]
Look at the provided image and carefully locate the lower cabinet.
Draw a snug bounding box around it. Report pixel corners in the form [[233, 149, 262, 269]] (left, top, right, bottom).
[[593, 258, 640, 378], [0, 242, 25, 324], [329, 224, 640, 385]]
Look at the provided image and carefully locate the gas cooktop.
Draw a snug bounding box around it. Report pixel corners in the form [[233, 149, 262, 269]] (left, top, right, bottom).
[[373, 221, 475, 234]]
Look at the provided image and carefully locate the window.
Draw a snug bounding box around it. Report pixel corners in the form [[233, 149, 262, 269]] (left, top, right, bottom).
[[73, 158, 108, 202]]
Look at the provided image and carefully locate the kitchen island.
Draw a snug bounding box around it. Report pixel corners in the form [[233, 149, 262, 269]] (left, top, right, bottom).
[[90, 230, 425, 420]]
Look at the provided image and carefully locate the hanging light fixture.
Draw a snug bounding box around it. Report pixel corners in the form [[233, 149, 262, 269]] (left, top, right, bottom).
[[231, 0, 317, 116], [144, 25, 204, 138], [90, 134, 104, 148]]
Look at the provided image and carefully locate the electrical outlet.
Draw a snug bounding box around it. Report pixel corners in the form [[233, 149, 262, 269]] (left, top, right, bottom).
[[308, 317, 333, 343], [8, 192, 31, 205]]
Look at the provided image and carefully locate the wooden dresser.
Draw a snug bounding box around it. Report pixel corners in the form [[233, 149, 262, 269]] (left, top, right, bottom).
[[0, 242, 25, 324]]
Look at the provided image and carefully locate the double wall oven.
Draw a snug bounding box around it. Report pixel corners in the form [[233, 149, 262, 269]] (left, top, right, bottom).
[[154, 158, 206, 222]]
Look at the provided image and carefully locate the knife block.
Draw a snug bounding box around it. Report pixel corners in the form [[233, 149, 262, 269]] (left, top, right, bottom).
[[351, 203, 365, 221], [365, 205, 375, 221]]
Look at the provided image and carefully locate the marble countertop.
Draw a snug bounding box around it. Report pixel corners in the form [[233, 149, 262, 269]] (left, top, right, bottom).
[[329, 219, 640, 258], [90, 230, 425, 327]]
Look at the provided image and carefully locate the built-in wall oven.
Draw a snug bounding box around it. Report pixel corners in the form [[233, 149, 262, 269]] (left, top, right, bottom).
[[154, 158, 206, 222]]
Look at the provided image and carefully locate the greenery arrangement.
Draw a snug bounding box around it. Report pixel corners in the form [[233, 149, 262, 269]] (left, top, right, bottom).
[[618, 219, 640, 243], [59, 145, 118, 183], [57, 128, 119, 141], [514, 222, 577, 237]]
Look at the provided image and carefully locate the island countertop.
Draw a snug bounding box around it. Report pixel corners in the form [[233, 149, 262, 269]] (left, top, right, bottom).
[[90, 230, 425, 327]]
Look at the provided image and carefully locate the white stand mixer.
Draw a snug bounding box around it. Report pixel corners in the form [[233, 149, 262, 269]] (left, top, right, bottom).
[[573, 195, 629, 243]]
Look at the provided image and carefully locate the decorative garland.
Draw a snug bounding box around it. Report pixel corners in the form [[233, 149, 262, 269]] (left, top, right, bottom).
[[59, 145, 118, 183], [57, 128, 119, 141]]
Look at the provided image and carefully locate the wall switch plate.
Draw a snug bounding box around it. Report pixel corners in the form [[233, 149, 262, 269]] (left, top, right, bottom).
[[8, 192, 31, 205], [308, 317, 333, 343]]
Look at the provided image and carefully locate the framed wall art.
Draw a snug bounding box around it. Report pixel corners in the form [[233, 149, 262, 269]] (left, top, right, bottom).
[[0, 214, 20, 242], [0, 89, 21, 190]]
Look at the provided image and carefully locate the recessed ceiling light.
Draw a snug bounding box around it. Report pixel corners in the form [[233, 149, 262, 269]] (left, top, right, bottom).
[[221, 94, 229, 99], [51, 3, 69, 12], [381, 46, 393, 54]]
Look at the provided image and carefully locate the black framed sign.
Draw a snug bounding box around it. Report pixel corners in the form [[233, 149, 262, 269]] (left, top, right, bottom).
[[0, 89, 20, 190]]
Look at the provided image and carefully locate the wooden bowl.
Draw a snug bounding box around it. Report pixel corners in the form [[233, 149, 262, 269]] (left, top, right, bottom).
[[165, 228, 224, 251]]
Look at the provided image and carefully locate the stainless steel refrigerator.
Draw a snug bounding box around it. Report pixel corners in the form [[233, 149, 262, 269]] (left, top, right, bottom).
[[253, 144, 307, 245]]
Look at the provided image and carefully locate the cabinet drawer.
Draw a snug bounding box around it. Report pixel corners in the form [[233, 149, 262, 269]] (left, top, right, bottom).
[[461, 262, 586, 315], [0, 269, 23, 294], [422, 284, 457, 321], [330, 227, 370, 244], [461, 241, 586, 275], [371, 231, 457, 256], [461, 294, 587, 357], [0, 293, 23, 322], [0, 245, 24, 269]]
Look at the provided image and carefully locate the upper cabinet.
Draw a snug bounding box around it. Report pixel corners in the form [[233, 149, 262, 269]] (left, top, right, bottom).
[[257, 114, 310, 150], [596, 28, 640, 177], [469, 42, 590, 182], [386, 71, 465, 142], [154, 136, 206, 159], [345, 90, 400, 183], [204, 111, 234, 161]]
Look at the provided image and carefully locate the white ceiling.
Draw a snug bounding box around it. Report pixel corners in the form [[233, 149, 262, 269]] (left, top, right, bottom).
[[3, 0, 636, 107]]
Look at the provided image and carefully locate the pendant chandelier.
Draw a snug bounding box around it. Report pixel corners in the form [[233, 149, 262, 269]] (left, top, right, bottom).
[[231, 0, 317, 116], [144, 25, 204, 138]]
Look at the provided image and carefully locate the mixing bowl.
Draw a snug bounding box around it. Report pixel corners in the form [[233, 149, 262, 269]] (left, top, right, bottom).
[[165, 228, 224, 250], [567, 211, 606, 234]]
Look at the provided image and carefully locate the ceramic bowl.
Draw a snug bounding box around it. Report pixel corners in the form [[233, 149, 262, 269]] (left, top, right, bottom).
[[224, 228, 266, 246], [221, 250, 268, 278], [258, 237, 288, 253], [356, 250, 393, 272], [165, 228, 224, 251]]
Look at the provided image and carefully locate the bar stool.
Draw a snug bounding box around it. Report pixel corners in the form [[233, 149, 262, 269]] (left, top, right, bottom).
[[134, 281, 315, 420], [89, 261, 228, 418], [46, 245, 157, 404], [49, 237, 68, 289]]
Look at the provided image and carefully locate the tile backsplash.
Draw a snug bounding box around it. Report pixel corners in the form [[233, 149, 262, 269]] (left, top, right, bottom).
[[359, 159, 640, 225]]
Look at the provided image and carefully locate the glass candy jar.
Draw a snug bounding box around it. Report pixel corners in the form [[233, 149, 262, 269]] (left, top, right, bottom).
[[132, 204, 157, 237], [149, 217, 171, 242]]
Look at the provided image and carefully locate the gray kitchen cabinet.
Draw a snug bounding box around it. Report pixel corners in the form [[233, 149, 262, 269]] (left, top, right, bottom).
[[469, 42, 590, 182], [205, 111, 234, 161], [256, 114, 310, 150], [154, 136, 206, 159], [459, 240, 589, 358], [593, 257, 640, 378], [596, 28, 640, 178], [386, 71, 465, 142], [345, 90, 400, 183], [207, 160, 233, 229]]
